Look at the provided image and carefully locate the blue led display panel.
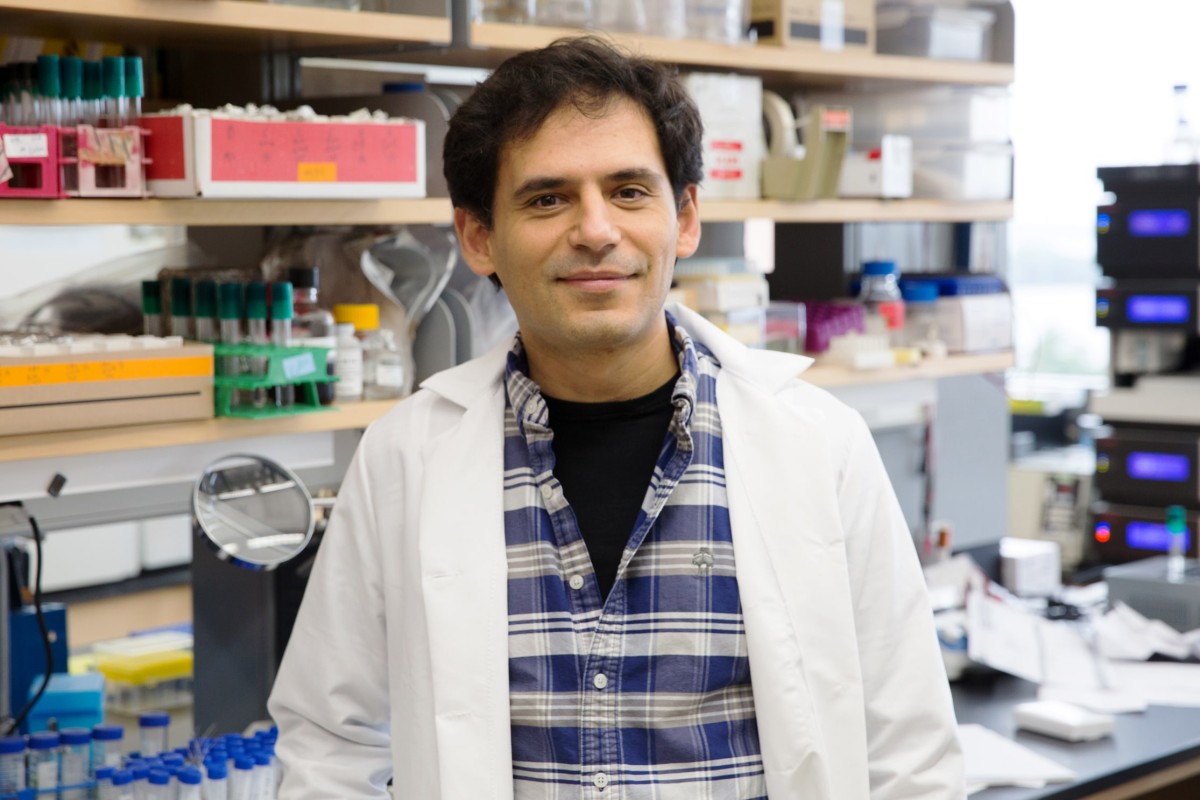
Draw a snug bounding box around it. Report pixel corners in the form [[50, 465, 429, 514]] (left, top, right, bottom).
[[1127, 451, 1191, 482], [1126, 294, 1191, 324]]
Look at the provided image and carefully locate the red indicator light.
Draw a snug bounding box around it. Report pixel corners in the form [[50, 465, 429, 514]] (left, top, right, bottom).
[[1095, 524, 1112, 544]]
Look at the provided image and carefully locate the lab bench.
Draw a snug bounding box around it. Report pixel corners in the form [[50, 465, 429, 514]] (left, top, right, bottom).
[[953, 673, 1200, 799]]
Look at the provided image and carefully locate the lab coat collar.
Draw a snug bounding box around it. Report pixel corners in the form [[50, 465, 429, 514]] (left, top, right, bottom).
[[418, 303, 814, 409]]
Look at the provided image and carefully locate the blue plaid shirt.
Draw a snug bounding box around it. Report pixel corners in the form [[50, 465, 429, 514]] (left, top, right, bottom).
[[503, 314, 767, 799]]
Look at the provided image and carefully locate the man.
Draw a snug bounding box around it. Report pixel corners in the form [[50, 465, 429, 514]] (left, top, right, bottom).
[[269, 36, 964, 799]]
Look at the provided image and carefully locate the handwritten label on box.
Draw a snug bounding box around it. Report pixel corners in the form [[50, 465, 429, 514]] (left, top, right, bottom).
[[2, 133, 49, 159]]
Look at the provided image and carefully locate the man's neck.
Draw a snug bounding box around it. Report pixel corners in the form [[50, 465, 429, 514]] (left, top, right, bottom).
[[523, 322, 678, 403]]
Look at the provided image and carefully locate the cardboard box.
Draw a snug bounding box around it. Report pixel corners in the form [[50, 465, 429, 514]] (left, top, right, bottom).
[[751, 0, 874, 50], [142, 110, 425, 198], [684, 73, 764, 200], [0, 340, 214, 435]]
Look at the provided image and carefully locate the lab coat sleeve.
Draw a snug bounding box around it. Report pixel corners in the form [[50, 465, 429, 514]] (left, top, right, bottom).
[[837, 410, 966, 799], [268, 434, 394, 799]]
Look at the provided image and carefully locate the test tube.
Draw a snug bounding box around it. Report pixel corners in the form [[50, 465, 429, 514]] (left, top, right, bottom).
[[142, 280, 164, 336], [228, 756, 254, 800], [170, 277, 193, 339], [177, 767, 202, 800], [18, 63, 36, 126], [271, 281, 295, 409], [84, 60, 103, 126], [26, 731, 60, 793], [205, 760, 229, 800], [1166, 504, 1188, 582], [62, 56, 83, 125], [0, 736, 26, 794], [139, 710, 171, 758], [36, 55, 63, 126], [145, 768, 170, 800], [193, 280, 218, 343], [59, 728, 91, 800], [124, 56, 144, 123], [245, 282, 270, 409], [102, 56, 126, 127], [217, 282, 243, 408]]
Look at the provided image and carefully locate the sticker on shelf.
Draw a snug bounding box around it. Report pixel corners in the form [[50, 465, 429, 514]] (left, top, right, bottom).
[[2, 132, 49, 159], [298, 162, 337, 182]]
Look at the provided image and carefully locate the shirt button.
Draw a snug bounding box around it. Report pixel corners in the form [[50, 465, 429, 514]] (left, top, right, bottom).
[[592, 673, 609, 690], [593, 772, 609, 790], [568, 574, 585, 591]]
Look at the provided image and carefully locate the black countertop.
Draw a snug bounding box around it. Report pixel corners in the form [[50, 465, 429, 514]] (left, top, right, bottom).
[[953, 673, 1200, 799]]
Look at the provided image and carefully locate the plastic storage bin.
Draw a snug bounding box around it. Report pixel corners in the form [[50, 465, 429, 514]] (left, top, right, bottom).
[[912, 141, 1012, 200], [807, 86, 1010, 149], [876, 2, 996, 62], [24, 673, 105, 734]]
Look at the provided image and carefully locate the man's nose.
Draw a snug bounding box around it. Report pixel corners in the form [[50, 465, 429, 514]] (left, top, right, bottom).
[[568, 189, 621, 252]]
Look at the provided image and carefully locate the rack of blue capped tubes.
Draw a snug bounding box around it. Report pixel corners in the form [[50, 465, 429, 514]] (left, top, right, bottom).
[[0, 726, 279, 800]]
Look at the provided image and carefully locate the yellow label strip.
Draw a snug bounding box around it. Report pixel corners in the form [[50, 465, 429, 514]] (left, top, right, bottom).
[[0, 356, 212, 388]]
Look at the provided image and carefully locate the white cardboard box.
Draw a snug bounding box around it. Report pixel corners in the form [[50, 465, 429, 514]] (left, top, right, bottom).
[[142, 111, 426, 199]]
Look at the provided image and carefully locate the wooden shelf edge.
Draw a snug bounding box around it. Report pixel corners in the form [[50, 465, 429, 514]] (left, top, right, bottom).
[[1, 354, 1012, 461], [0, 198, 1009, 226], [0, 400, 398, 463], [0, 198, 455, 227], [470, 22, 1014, 86], [0, 0, 451, 44], [804, 351, 1013, 388], [702, 199, 1013, 223]]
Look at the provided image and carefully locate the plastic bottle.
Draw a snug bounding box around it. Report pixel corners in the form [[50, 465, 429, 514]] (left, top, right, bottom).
[[27, 730, 60, 793], [899, 282, 946, 357], [1166, 84, 1198, 164], [139, 711, 171, 758], [1166, 504, 1189, 582], [857, 260, 906, 336], [92, 723, 126, 772], [146, 768, 171, 800], [333, 304, 404, 400], [95, 765, 117, 800], [288, 267, 337, 406], [332, 322, 364, 402], [112, 768, 136, 800], [178, 767, 203, 800], [228, 756, 255, 800], [204, 759, 229, 800], [0, 735, 26, 793], [59, 727, 92, 800]]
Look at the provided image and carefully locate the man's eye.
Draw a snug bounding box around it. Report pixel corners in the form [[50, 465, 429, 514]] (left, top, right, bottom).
[[617, 187, 647, 200], [531, 195, 560, 208]]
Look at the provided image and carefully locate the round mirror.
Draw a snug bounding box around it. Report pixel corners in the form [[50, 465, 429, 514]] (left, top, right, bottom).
[[192, 454, 315, 571]]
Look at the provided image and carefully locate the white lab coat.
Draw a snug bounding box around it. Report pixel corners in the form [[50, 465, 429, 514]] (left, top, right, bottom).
[[268, 304, 965, 799]]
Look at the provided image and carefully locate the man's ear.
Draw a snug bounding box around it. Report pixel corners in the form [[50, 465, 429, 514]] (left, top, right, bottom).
[[675, 185, 701, 260], [454, 207, 496, 278]]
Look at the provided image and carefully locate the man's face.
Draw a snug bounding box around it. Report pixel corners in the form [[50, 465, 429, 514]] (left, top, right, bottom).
[[456, 96, 700, 360]]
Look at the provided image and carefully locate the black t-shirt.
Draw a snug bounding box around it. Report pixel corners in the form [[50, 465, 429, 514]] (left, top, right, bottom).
[[543, 373, 679, 601]]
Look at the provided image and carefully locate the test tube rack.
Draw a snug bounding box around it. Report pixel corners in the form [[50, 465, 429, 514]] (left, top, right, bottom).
[[0, 124, 63, 198], [213, 342, 337, 420], [0, 124, 151, 199]]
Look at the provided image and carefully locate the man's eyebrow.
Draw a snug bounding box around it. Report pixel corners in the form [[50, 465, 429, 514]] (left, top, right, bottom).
[[512, 176, 568, 200], [511, 168, 667, 201]]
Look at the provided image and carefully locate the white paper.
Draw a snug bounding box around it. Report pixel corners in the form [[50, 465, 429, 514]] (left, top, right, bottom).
[[2, 132, 49, 158], [1107, 662, 1200, 707], [958, 724, 1076, 787], [1096, 602, 1195, 661], [967, 590, 1045, 683]]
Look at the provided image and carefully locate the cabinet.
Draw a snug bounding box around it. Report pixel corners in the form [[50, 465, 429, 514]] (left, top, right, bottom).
[[0, 0, 1014, 454]]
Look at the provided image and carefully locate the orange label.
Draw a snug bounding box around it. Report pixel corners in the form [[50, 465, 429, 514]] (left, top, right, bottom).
[[297, 162, 337, 182], [0, 356, 212, 387]]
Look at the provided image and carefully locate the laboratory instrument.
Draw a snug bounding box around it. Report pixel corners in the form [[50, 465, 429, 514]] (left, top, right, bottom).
[[59, 727, 91, 800], [1090, 164, 1200, 564], [1012, 701, 1114, 742], [289, 267, 337, 406], [0, 736, 25, 792], [245, 283, 270, 409], [194, 280, 219, 344], [142, 280, 164, 337], [139, 711, 170, 757], [1105, 555, 1200, 633], [333, 322, 364, 402], [270, 282, 295, 409], [170, 278, 192, 339]]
